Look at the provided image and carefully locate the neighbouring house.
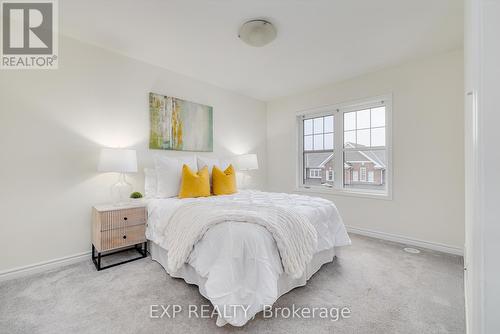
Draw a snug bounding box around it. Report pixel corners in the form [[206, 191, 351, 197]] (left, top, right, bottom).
[[304, 142, 386, 190], [304, 152, 334, 186]]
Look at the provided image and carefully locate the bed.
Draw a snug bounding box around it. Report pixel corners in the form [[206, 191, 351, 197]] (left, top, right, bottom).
[[145, 189, 350, 327]]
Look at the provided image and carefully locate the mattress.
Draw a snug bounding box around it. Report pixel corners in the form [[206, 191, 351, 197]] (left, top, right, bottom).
[[146, 190, 350, 326]]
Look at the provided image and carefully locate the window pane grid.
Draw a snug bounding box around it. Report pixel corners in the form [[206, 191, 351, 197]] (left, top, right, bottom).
[[343, 107, 386, 148], [303, 115, 334, 152], [302, 115, 335, 188], [342, 105, 387, 192]]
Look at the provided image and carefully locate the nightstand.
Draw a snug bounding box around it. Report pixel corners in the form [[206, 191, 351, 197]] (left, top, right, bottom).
[[91, 203, 148, 271]]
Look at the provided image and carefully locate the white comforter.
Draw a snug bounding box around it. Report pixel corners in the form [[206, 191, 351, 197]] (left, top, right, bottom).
[[164, 201, 318, 278], [146, 190, 350, 326]]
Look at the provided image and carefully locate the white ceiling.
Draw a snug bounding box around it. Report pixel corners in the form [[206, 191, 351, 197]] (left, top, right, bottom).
[[61, 0, 463, 101]]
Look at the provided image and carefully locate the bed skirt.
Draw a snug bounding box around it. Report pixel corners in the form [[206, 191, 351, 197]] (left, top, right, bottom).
[[150, 241, 337, 323]]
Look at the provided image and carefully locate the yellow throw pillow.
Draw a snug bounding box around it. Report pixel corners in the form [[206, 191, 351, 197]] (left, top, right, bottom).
[[178, 165, 211, 199], [212, 164, 237, 195]]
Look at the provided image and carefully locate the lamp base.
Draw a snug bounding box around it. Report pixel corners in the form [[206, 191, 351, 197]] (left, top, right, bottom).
[[111, 173, 132, 206], [238, 171, 251, 189]]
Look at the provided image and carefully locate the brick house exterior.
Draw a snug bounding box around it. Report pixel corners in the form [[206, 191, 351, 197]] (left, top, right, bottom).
[[304, 143, 386, 189], [304, 152, 334, 186]]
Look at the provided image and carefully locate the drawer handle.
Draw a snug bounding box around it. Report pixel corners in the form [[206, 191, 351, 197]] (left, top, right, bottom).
[[123, 235, 127, 239], [123, 217, 128, 221]]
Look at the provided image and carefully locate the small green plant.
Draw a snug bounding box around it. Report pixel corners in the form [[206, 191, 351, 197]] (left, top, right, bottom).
[[130, 191, 143, 199]]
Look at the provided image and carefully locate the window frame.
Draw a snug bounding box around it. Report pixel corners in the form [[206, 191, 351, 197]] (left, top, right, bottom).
[[296, 94, 393, 200]]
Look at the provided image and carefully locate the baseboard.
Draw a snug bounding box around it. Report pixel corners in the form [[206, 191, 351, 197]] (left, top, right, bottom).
[[0, 251, 91, 282], [347, 226, 464, 256], [0, 228, 462, 281]]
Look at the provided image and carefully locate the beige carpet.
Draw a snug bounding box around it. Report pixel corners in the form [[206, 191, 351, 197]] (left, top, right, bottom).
[[0, 234, 465, 334]]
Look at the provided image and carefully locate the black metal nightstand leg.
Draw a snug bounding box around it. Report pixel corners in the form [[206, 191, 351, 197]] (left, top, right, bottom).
[[97, 251, 101, 271], [91, 241, 148, 271], [91, 244, 102, 271]]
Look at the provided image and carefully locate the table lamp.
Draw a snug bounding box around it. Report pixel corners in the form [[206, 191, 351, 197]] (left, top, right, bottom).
[[98, 148, 137, 206], [235, 153, 258, 189]]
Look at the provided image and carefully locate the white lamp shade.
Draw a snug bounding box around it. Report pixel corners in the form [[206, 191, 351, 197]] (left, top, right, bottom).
[[98, 148, 137, 173], [235, 154, 259, 171]]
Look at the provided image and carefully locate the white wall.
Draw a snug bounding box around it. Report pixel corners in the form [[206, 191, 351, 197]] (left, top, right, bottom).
[[465, 0, 500, 332], [0, 36, 466, 274], [267, 50, 464, 249], [0, 36, 267, 272]]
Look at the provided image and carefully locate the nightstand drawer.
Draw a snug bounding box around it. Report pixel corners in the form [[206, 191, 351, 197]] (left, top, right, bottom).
[[99, 207, 147, 231], [100, 224, 146, 251]]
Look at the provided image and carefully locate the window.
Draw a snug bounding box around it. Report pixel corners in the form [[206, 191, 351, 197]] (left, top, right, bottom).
[[309, 169, 322, 178], [368, 171, 374, 183], [298, 96, 391, 197], [359, 167, 367, 182], [302, 115, 334, 186]]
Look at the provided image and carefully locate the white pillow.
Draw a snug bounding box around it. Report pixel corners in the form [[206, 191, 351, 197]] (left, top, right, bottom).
[[154, 155, 197, 198], [197, 156, 232, 178], [144, 168, 157, 198]]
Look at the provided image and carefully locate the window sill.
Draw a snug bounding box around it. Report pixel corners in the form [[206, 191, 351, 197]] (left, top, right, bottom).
[[294, 186, 392, 200]]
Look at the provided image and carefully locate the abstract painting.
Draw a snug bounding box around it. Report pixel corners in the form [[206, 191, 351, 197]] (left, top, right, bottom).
[[149, 92, 213, 152]]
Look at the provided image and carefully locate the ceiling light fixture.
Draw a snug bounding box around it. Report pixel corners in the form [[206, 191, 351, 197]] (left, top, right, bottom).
[[238, 19, 277, 47]]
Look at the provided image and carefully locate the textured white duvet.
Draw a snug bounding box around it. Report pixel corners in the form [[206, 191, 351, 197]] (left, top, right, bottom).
[[164, 201, 318, 278], [146, 190, 351, 326]]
